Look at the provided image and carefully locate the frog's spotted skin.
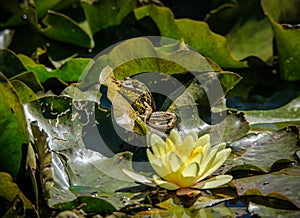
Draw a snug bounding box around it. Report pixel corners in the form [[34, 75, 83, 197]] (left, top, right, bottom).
[[111, 76, 177, 133]]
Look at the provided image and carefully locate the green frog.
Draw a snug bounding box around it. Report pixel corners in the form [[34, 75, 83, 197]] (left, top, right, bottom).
[[111, 76, 177, 133]]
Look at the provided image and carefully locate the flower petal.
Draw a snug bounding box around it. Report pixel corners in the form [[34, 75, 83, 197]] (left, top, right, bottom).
[[153, 175, 180, 190], [194, 134, 210, 148], [166, 138, 175, 153], [201, 148, 231, 178], [182, 162, 199, 178], [169, 129, 182, 145], [182, 134, 196, 153], [150, 133, 165, 147], [169, 152, 183, 172], [147, 148, 162, 167], [193, 175, 233, 189], [122, 169, 155, 186]]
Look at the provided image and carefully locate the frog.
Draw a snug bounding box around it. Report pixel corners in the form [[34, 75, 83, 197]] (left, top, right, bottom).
[[111, 76, 177, 133]]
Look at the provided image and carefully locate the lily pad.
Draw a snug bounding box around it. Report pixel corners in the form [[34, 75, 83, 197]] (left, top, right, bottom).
[[248, 201, 300, 217], [25, 96, 142, 212], [224, 0, 273, 61], [225, 127, 298, 173], [81, 0, 137, 34], [134, 5, 248, 69], [232, 166, 300, 208], [0, 73, 28, 179], [261, 0, 300, 81], [0, 49, 27, 78], [18, 54, 92, 83], [243, 94, 300, 130], [0, 172, 32, 209]]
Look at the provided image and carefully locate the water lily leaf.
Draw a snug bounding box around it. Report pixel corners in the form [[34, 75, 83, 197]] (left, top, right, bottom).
[[34, 0, 80, 19], [134, 5, 248, 69], [261, 0, 300, 81], [0, 73, 28, 179], [81, 0, 136, 34], [15, 1, 93, 48], [243, 94, 300, 130], [223, 0, 273, 61], [225, 127, 298, 173], [19, 55, 92, 83], [39, 10, 93, 48], [10, 70, 44, 93], [232, 166, 300, 208], [25, 96, 142, 212], [0, 172, 33, 209], [0, 49, 27, 78], [212, 110, 250, 144], [205, 3, 239, 35], [248, 201, 300, 217], [53, 195, 116, 214], [10, 80, 38, 103]]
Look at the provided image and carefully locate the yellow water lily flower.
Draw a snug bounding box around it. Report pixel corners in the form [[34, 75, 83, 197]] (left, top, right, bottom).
[[123, 129, 232, 191]]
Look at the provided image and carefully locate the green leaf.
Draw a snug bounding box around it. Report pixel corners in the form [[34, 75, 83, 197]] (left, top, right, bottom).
[[232, 166, 300, 208], [18, 3, 93, 48], [10, 71, 44, 93], [248, 202, 300, 217], [0, 49, 27, 78], [243, 94, 300, 130], [20, 56, 92, 83], [39, 10, 93, 48], [10, 80, 38, 103], [0, 73, 28, 179], [0, 172, 32, 209], [224, 0, 273, 61], [134, 5, 248, 69], [81, 0, 137, 34], [25, 96, 143, 211], [261, 0, 300, 81], [225, 128, 298, 173]]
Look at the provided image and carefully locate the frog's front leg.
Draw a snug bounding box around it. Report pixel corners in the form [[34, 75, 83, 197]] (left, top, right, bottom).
[[142, 101, 153, 122]]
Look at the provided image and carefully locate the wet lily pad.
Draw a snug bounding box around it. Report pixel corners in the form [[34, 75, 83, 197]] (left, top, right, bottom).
[[232, 166, 300, 208], [243, 94, 300, 130], [225, 127, 298, 173], [25, 96, 142, 212], [248, 201, 300, 217]]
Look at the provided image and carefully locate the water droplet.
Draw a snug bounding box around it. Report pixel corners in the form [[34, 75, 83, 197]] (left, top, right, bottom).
[[88, 48, 93, 53], [21, 14, 27, 20]]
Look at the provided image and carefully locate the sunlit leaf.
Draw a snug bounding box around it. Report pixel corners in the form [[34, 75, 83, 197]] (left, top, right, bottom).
[[134, 5, 248, 69], [261, 0, 300, 81], [224, 0, 273, 61], [0, 73, 28, 179]]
